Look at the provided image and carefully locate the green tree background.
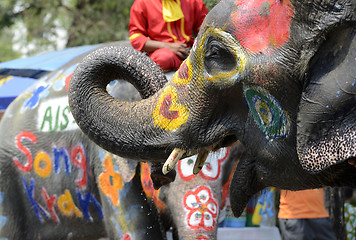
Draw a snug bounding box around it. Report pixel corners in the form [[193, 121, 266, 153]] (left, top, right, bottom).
[[0, 0, 220, 62]]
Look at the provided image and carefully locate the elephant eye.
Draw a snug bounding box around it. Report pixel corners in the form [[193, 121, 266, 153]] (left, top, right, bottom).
[[204, 37, 236, 76]]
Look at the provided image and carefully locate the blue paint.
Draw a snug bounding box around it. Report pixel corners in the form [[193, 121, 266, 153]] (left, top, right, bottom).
[[22, 177, 50, 222], [76, 189, 103, 221], [23, 83, 50, 110], [54, 147, 71, 176], [244, 86, 290, 139]]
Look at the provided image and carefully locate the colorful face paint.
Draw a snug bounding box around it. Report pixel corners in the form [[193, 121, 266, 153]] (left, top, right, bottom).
[[183, 186, 218, 230], [244, 86, 290, 139], [231, 0, 294, 54], [173, 58, 193, 85], [153, 86, 189, 131], [194, 27, 247, 86]]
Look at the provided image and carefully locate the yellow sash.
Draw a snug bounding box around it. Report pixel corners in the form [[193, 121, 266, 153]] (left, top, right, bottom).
[[162, 0, 184, 22]]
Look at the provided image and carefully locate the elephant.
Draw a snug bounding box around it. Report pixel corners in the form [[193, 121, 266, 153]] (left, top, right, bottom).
[[68, 0, 356, 219], [0, 40, 243, 239]]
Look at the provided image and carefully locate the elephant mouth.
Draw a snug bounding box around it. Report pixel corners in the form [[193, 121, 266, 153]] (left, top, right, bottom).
[[162, 133, 238, 175]]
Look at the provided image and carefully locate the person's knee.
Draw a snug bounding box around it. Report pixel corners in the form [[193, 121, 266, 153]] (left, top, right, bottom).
[[150, 48, 181, 71]]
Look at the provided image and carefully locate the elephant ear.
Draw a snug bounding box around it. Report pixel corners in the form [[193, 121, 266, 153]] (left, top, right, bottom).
[[296, 26, 356, 173]]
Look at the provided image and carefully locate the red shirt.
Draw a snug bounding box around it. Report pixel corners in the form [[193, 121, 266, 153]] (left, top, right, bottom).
[[278, 189, 330, 219], [129, 0, 208, 51]]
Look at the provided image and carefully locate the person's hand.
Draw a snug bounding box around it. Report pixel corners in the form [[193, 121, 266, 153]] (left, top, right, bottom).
[[165, 42, 190, 60]]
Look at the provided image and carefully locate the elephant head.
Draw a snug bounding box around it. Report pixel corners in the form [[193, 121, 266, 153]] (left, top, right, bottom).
[[69, 0, 356, 217]]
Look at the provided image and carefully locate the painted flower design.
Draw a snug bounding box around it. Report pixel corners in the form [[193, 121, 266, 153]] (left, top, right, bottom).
[[184, 186, 218, 230], [178, 148, 230, 181], [99, 155, 124, 206]]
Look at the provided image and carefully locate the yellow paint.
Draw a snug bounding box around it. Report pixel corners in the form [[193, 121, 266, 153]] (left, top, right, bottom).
[[252, 187, 275, 225], [34, 151, 52, 178], [153, 86, 189, 131], [193, 27, 247, 86], [57, 190, 83, 218], [173, 58, 193, 85]]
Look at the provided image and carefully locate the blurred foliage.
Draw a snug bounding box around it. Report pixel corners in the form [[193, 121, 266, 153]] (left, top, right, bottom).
[[0, 28, 21, 62], [0, 0, 220, 61], [203, 0, 220, 11]]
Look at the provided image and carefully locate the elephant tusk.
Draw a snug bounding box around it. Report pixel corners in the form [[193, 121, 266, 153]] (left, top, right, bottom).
[[162, 148, 185, 175], [193, 150, 209, 175]]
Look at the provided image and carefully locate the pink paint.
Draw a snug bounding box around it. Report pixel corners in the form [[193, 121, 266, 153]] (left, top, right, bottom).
[[231, 0, 294, 53]]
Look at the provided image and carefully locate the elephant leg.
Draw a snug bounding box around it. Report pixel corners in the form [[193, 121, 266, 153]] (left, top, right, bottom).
[[229, 155, 265, 217]]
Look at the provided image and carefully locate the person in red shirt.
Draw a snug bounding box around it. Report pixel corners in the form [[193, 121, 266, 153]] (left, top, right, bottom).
[[129, 0, 208, 71], [278, 189, 336, 240]]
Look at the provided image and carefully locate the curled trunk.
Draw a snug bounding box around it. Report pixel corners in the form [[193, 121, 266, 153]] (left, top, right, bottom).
[[69, 46, 170, 161]]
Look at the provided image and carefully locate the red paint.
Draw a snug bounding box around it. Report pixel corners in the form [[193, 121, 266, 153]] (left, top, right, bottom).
[[42, 187, 59, 223], [13, 131, 37, 172], [140, 163, 166, 211], [178, 147, 230, 181], [71, 145, 88, 189], [159, 94, 180, 120], [197, 236, 208, 240], [232, 0, 294, 53], [65, 73, 73, 91], [184, 186, 218, 230], [122, 233, 131, 240], [177, 60, 189, 80]]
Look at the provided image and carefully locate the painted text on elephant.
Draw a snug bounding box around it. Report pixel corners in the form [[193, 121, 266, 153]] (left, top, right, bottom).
[[38, 96, 78, 132]]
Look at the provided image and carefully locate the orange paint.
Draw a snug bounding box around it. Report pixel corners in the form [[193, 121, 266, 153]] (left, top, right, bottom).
[[57, 190, 83, 218], [33, 151, 52, 178], [98, 155, 124, 206], [140, 163, 166, 212]]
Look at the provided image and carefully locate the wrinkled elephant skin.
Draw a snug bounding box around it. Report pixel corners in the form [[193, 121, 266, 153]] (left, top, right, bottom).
[[0, 42, 170, 239], [69, 0, 356, 217]]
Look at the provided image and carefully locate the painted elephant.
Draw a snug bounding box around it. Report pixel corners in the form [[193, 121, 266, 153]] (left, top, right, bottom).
[[0, 40, 243, 239], [141, 144, 243, 240], [69, 0, 356, 218]]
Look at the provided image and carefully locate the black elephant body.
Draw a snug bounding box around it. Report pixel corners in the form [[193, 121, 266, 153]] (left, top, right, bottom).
[[69, 0, 356, 218]]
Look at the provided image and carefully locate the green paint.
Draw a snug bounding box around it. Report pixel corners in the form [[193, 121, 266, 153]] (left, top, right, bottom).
[[244, 86, 290, 139]]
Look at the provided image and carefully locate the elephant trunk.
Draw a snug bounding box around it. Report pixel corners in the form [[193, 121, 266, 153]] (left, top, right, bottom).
[[69, 46, 169, 161]]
